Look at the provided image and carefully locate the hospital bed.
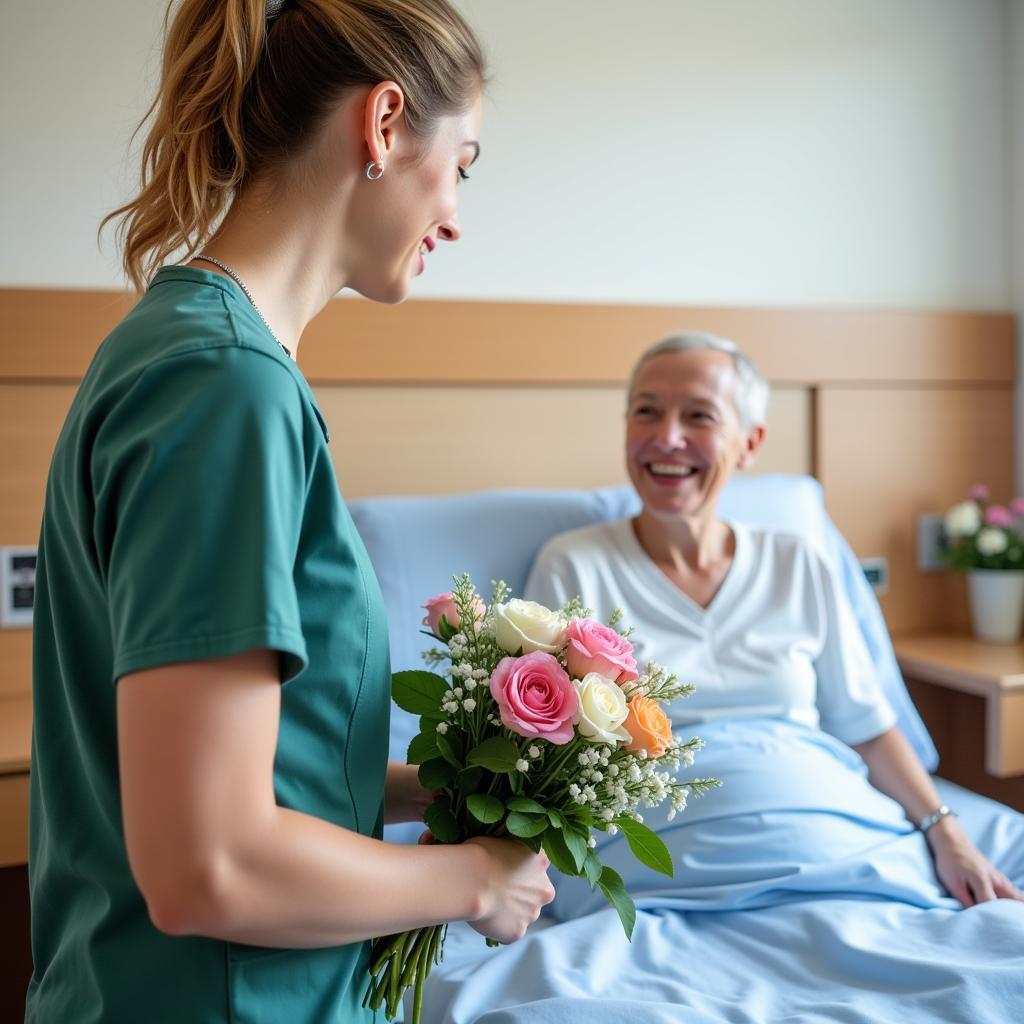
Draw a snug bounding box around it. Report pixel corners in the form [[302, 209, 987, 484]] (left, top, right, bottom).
[[350, 474, 1024, 1024]]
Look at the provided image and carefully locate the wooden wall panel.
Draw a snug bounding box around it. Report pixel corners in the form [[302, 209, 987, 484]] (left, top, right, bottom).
[[299, 303, 1016, 386], [0, 288, 1015, 700], [816, 387, 1016, 635], [1, 288, 1015, 387], [0, 385, 77, 542], [0, 385, 77, 697], [313, 385, 811, 498], [1, 289, 134, 380]]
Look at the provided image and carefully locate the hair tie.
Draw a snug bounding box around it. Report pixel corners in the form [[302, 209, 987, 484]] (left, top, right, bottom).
[[266, 0, 290, 22]]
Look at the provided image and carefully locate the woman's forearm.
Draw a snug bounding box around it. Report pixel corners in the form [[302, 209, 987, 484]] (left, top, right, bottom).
[[119, 654, 499, 948], [147, 806, 490, 947]]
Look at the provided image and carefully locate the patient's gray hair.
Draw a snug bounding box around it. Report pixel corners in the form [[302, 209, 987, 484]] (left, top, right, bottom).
[[627, 332, 770, 430]]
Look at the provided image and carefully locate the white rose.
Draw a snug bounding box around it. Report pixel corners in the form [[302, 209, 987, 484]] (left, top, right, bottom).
[[493, 599, 567, 654], [976, 527, 1009, 557], [944, 501, 981, 538], [574, 672, 631, 745]]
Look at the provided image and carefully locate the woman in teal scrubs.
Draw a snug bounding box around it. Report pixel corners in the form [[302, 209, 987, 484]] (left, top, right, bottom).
[[25, 2, 554, 1021]]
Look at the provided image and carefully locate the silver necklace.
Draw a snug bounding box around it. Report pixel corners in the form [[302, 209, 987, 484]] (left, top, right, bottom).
[[191, 255, 292, 358]]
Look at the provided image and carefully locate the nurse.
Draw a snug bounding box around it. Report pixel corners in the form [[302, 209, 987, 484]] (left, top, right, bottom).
[[526, 332, 1021, 909], [26, 1, 553, 1022]]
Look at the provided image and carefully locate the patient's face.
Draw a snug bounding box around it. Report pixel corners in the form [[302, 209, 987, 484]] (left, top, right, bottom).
[[625, 349, 752, 521]]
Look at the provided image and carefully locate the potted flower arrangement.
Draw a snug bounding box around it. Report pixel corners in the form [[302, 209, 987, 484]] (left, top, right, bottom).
[[942, 485, 1024, 643]]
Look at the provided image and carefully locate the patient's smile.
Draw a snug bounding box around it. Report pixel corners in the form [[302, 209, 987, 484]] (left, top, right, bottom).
[[647, 462, 698, 480]]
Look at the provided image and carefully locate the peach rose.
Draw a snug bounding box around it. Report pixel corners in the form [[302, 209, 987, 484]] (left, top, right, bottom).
[[624, 696, 673, 758]]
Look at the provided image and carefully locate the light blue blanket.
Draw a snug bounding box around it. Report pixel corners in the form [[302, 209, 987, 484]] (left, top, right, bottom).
[[416, 720, 1024, 1023]]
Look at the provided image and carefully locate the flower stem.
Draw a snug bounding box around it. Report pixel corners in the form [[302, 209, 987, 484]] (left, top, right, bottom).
[[387, 929, 412, 1016], [409, 924, 440, 1024], [398, 928, 429, 990]]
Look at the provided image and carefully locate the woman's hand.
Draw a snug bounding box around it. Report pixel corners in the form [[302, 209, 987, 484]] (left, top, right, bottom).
[[384, 761, 435, 825], [464, 837, 555, 943], [927, 816, 1024, 907]]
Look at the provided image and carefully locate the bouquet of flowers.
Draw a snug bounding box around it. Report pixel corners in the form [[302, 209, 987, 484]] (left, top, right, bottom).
[[943, 484, 1024, 570], [363, 575, 718, 1023]]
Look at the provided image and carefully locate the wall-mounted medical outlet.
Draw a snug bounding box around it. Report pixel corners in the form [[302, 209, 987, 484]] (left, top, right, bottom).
[[859, 557, 889, 596], [1, 546, 37, 628], [917, 514, 946, 572]]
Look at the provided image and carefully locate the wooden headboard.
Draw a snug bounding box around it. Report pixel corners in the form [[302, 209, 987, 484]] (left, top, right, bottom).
[[0, 289, 1016, 697]]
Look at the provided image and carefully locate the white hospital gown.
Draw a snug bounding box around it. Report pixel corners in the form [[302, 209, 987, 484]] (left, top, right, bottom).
[[525, 518, 895, 746]]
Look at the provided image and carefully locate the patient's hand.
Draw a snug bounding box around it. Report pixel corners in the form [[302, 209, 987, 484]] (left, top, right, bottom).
[[383, 761, 436, 825], [927, 815, 1024, 907]]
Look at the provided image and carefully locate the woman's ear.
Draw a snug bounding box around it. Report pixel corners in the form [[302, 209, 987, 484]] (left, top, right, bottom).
[[736, 424, 767, 470], [363, 81, 406, 167]]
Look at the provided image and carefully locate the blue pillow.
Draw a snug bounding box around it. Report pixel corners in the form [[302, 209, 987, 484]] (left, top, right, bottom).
[[349, 473, 937, 832]]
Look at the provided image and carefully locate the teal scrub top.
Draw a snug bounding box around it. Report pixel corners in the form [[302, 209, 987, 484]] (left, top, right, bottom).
[[25, 267, 390, 1023]]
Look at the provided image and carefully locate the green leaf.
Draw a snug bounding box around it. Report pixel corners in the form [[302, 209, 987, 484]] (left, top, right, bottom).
[[418, 758, 455, 790], [507, 797, 547, 815], [583, 849, 603, 888], [615, 818, 674, 878], [597, 865, 636, 940], [467, 794, 505, 824], [547, 808, 567, 829], [392, 671, 449, 716], [466, 736, 520, 773], [564, 806, 594, 829], [542, 827, 582, 876], [561, 826, 589, 872], [438, 615, 457, 642], [423, 799, 461, 843], [435, 729, 463, 769], [458, 766, 483, 790], [407, 730, 439, 766], [506, 812, 549, 839]]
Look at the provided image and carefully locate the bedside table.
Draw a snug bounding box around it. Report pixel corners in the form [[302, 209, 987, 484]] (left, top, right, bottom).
[[893, 633, 1024, 811], [0, 692, 31, 868]]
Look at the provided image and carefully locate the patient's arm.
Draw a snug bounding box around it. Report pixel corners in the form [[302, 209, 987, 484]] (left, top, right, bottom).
[[852, 727, 1024, 907], [384, 761, 436, 824]]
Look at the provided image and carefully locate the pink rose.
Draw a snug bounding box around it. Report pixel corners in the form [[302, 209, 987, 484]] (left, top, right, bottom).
[[1010, 497, 1024, 519], [422, 592, 485, 637], [968, 483, 990, 502], [985, 505, 1013, 528], [564, 618, 639, 684], [489, 652, 579, 744]]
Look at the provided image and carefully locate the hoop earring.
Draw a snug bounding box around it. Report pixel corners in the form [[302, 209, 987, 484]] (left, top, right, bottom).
[[365, 160, 385, 181]]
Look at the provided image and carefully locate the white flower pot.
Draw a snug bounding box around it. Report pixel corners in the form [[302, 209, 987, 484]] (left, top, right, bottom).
[[966, 570, 1024, 643]]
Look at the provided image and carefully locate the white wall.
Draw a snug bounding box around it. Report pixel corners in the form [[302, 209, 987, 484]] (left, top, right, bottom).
[[0, 1, 167, 288], [0, 0, 1010, 312]]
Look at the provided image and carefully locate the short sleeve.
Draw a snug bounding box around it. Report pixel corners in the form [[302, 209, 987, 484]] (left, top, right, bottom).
[[811, 548, 897, 745], [93, 347, 310, 682]]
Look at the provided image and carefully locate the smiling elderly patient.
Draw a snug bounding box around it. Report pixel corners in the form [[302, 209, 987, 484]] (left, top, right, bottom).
[[526, 332, 1021, 909]]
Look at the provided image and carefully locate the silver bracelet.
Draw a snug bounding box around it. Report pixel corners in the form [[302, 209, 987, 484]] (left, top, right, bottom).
[[917, 804, 956, 833]]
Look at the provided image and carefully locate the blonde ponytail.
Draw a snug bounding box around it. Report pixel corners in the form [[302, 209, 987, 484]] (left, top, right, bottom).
[[103, 0, 485, 292]]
